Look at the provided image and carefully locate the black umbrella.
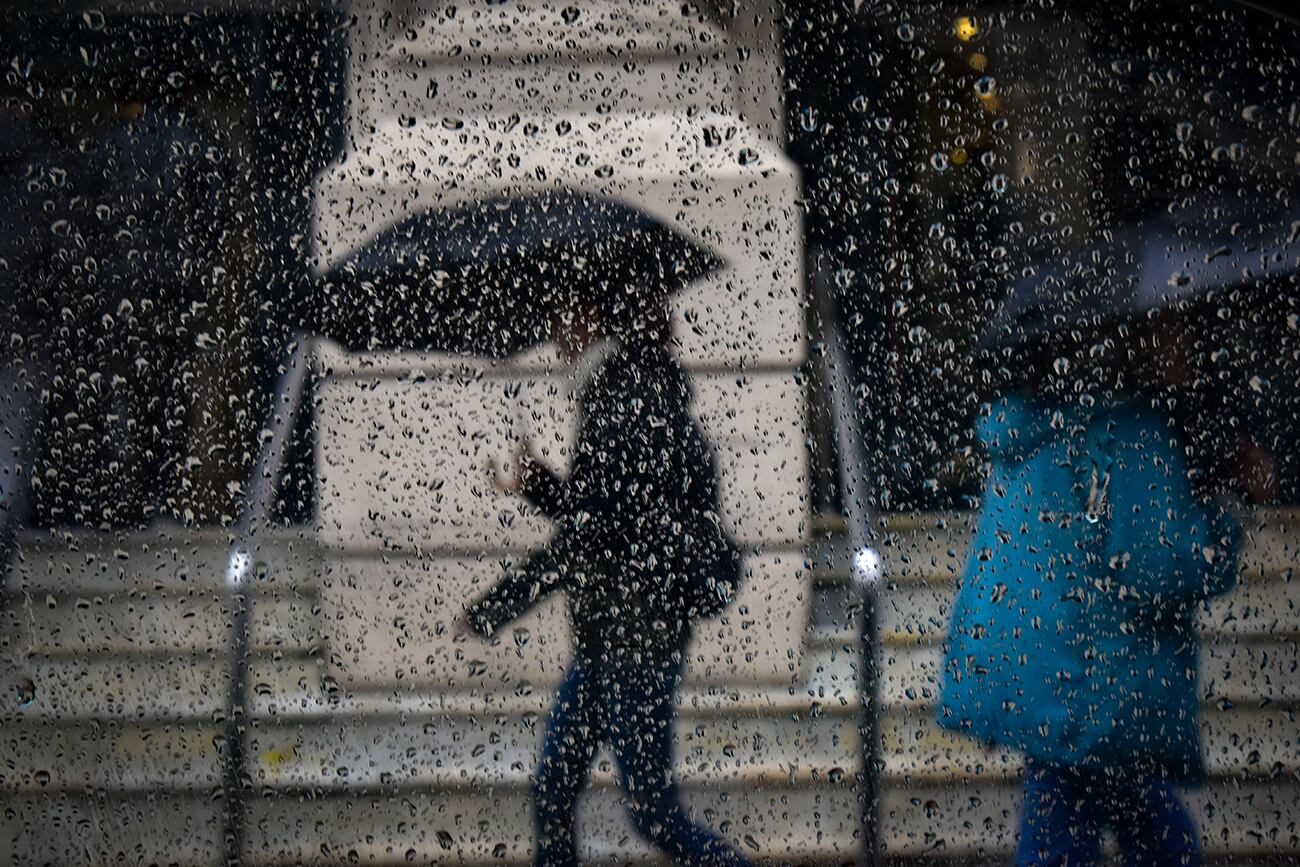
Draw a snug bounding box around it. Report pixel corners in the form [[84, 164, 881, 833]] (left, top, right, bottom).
[[307, 191, 724, 357], [979, 200, 1300, 352]]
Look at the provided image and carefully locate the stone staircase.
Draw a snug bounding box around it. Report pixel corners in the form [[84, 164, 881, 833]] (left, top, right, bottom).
[[2, 510, 1297, 865]]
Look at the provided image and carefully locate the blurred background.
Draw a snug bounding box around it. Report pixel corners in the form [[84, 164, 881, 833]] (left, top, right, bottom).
[[1, 0, 1297, 864]]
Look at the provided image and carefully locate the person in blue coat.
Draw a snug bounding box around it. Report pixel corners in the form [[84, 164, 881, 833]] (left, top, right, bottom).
[[938, 325, 1241, 867]]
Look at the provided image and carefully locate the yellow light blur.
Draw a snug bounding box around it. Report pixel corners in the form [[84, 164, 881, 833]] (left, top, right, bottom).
[[969, 51, 988, 71], [955, 16, 978, 41], [950, 147, 969, 166]]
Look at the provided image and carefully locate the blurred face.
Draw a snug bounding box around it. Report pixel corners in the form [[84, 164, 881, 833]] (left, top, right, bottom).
[[552, 301, 604, 362]]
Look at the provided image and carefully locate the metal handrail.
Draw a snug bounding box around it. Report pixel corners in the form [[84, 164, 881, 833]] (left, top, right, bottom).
[[813, 267, 882, 867], [221, 335, 315, 866], [0, 365, 39, 600]]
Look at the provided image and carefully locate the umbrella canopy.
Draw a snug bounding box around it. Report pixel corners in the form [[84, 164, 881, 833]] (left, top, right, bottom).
[[304, 191, 724, 357], [979, 200, 1300, 352]]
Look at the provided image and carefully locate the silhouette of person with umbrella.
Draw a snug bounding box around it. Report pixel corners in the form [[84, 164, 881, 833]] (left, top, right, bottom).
[[939, 261, 1269, 863], [309, 191, 744, 864], [459, 284, 749, 867]]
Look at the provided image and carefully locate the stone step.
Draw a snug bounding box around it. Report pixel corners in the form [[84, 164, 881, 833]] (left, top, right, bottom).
[[812, 570, 1300, 643], [12, 508, 1286, 597], [2, 633, 1295, 725], [0, 590, 320, 657], [0, 655, 326, 723], [2, 704, 1292, 796], [5, 777, 1297, 865], [811, 508, 1300, 586], [5, 528, 320, 595], [5, 561, 1288, 665], [816, 634, 1300, 711]]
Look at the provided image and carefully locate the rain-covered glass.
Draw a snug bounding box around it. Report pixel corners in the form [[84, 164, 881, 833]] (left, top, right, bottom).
[[1, 2, 1296, 864]]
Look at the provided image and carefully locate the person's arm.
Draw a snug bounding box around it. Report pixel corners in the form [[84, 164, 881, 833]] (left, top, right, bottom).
[[517, 449, 568, 519], [1101, 428, 1240, 613], [465, 375, 649, 637], [463, 542, 571, 637]]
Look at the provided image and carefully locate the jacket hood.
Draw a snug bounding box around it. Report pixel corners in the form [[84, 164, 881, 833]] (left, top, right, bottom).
[[976, 392, 1091, 465]]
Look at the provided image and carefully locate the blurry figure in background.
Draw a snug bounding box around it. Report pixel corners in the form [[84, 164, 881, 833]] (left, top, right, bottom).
[[0, 94, 57, 565], [32, 76, 224, 527], [938, 314, 1252, 867], [459, 288, 749, 867]]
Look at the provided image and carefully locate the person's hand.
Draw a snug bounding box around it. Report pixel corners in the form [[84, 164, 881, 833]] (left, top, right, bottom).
[[486, 438, 539, 496], [485, 454, 520, 496], [513, 438, 540, 488]]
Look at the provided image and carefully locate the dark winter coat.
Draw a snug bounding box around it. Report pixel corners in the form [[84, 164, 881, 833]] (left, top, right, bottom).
[[467, 342, 741, 656]]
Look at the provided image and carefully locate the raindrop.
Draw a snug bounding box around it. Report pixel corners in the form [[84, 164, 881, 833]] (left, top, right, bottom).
[[17, 677, 35, 705]]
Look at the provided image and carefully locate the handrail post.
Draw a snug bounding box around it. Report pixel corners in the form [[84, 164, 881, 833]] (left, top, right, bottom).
[[221, 335, 314, 866], [813, 263, 882, 867], [0, 363, 38, 612]]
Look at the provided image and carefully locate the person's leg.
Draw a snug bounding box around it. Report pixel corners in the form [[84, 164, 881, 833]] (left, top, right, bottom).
[[606, 651, 752, 867], [1108, 778, 1201, 867], [533, 654, 607, 867], [1014, 760, 1104, 867]]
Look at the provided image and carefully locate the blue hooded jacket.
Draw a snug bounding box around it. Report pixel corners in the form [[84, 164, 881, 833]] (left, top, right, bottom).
[[936, 394, 1239, 783]]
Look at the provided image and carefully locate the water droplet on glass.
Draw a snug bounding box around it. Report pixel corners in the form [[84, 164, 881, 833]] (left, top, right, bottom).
[[799, 106, 818, 132], [17, 677, 36, 705]]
